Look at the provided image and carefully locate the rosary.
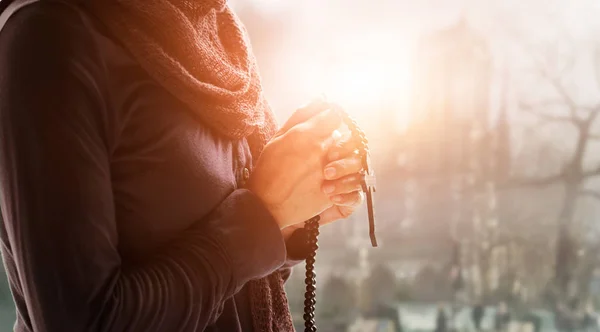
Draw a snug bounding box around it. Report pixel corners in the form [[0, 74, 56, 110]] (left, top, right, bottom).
[[302, 106, 377, 332]]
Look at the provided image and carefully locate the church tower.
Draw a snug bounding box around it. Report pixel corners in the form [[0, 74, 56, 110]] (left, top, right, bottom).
[[391, 15, 510, 301], [406, 14, 492, 177]]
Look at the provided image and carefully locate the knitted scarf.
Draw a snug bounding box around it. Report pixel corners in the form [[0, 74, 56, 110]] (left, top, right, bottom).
[[77, 0, 293, 330]]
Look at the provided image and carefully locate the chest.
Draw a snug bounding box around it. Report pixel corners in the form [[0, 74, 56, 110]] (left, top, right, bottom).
[[107, 71, 255, 262]]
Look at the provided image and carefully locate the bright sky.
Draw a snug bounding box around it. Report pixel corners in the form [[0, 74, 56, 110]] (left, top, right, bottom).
[[233, 0, 600, 148], [231, 0, 600, 213]]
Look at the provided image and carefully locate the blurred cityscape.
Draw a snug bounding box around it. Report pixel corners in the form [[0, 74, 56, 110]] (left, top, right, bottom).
[[233, 0, 600, 331], [2, 0, 600, 332]]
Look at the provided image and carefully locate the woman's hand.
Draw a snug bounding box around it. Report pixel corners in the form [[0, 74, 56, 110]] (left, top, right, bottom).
[[320, 135, 365, 223], [246, 100, 343, 229], [281, 135, 365, 238]]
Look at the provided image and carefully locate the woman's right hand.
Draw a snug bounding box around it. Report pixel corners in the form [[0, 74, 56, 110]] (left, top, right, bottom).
[[246, 100, 343, 229]]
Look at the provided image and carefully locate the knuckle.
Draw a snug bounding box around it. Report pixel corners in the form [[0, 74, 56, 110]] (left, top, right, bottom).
[[339, 205, 353, 218], [308, 136, 323, 150], [287, 127, 310, 150], [342, 177, 358, 189], [351, 157, 363, 171], [352, 180, 363, 192], [288, 126, 306, 141], [341, 139, 354, 151]]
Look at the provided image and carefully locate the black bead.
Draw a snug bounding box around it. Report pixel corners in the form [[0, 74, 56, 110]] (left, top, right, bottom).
[[304, 318, 315, 325], [304, 298, 316, 306], [303, 313, 314, 321], [303, 214, 323, 332]]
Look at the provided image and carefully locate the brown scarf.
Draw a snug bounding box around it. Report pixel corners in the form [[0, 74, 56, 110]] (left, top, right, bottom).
[[77, 0, 294, 330]]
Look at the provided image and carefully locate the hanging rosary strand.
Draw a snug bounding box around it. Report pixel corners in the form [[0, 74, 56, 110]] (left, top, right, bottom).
[[303, 107, 377, 332]]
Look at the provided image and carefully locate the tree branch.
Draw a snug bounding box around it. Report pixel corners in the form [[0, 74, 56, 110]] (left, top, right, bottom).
[[522, 51, 583, 125], [583, 164, 600, 178], [519, 100, 576, 125], [538, 68, 581, 124], [579, 189, 600, 201], [583, 106, 600, 127], [502, 173, 565, 189]]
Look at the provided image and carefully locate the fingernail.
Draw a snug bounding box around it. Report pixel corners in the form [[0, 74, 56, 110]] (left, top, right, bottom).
[[323, 184, 335, 194], [331, 195, 342, 203], [324, 167, 336, 179]]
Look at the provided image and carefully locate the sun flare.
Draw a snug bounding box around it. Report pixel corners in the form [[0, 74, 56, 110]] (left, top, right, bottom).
[[291, 31, 414, 121], [322, 60, 403, 109]]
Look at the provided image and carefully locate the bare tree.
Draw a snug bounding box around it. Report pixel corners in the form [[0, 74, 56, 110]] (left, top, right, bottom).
[[509, 36, 600, 300]]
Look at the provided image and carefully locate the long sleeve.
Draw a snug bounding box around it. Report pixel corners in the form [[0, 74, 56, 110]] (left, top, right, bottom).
[[278, 228, 310, 282], [0, 3, 286, 331]]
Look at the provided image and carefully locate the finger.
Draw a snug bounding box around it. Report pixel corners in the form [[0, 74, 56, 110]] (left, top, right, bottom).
[[331, 190, 364, 207], [327, 136, 360, 162], [319, 205, 352, 225], [323, 155, 363, 180], [278, 97, 329, 135], [301, 107, 343, 139], [318, 206, 341, 226], [322, 173, 362, 196]]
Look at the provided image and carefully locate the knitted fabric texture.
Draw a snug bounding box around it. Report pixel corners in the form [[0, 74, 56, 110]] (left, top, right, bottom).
[[81, 0, 277, 157], [76, 0, 292, 331]]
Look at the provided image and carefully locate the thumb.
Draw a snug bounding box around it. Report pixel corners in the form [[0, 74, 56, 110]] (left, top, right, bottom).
[[319, 205, 353, 225]]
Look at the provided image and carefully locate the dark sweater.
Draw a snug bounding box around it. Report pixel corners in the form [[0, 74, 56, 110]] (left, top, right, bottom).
[[0, 1, 302, 331]]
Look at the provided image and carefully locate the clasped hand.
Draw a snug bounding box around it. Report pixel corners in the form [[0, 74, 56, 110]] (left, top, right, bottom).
[[247, 99, 365, 234]]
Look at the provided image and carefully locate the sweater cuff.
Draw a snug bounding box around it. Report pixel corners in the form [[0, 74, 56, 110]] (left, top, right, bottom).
[[285, 228, 311, 261], [209, 189, 287, 287]]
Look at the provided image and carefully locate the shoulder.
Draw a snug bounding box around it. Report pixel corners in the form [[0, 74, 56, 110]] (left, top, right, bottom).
[[0, 0, 108, 86], [1, 1, 99, 54], [0, 1, 115, 147]]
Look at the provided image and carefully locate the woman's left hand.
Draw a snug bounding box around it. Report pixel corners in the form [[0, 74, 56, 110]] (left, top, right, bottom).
[[318, 134, 364, 223], [282, 134, 365, 238]]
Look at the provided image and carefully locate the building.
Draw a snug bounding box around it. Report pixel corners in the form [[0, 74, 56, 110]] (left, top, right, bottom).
[[379, 15, 512, 301]]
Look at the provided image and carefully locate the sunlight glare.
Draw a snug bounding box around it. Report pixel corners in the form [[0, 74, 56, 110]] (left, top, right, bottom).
[[296, 31, 414, 121], [323, 61, 397, 109]]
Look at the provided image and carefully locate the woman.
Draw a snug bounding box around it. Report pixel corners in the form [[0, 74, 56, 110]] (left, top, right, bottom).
[[0, 0, 366, 331]]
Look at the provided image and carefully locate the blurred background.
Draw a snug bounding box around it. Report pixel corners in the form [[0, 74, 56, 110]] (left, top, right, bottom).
[[233, 0, 600, 331], [3, 0, 600, 331]]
